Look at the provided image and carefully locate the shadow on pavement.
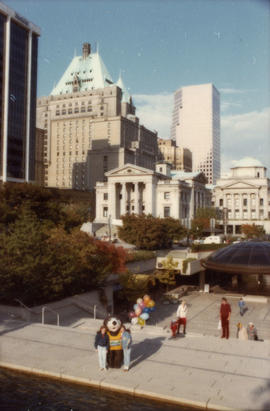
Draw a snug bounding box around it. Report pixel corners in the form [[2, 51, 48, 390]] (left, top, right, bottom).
[[252, 380, 270, 410], [131, 336, 166, 368], [0, 319, 29, 337]]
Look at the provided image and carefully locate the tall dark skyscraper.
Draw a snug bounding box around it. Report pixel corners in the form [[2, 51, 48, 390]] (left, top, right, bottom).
[[0, 2, 40, 183]]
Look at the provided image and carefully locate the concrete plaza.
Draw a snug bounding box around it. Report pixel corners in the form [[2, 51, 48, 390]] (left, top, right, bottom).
[[1, 292, 270, 410]]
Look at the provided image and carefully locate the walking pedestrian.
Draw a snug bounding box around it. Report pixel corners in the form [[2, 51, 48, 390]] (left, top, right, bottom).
[[220, 297, 231, 339], [176, 300, 188, 334], [238, 297, 246, 316], [121, 325, 132, 371], [94, 325, 109, 370]]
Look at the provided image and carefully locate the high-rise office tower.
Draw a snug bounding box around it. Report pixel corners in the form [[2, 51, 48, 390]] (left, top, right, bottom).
[[0, 3, 40, 183], [172, 83, 220, 184]]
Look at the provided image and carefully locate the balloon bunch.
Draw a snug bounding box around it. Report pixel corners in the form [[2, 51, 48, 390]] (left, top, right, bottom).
[[129, 295, 156, 326]]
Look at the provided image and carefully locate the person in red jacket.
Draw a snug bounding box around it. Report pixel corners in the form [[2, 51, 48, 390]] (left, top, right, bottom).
[[220, 297, 231, 339]]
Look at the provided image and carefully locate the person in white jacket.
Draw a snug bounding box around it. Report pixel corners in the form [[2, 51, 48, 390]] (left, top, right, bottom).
[[176, 300, 188, 334]]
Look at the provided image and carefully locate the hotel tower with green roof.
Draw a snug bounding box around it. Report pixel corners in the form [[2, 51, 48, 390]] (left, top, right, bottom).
[[36, 43, 158, 191]]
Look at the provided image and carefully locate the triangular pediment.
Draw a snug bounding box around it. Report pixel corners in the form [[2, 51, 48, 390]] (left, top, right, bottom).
[[222, 181, 260, 190], [106, 163, 154, 177]]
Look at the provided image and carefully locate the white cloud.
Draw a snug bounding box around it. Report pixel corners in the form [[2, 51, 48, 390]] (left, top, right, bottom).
[[220, 88, 256, 95], [221, 107, 270, 174], [221, 101, 242, 113], [133, 93, 270, 175], [133, 93, 173, 139]]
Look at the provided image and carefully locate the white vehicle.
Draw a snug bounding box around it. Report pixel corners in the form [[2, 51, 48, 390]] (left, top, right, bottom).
[[203, 235, 224, 244]]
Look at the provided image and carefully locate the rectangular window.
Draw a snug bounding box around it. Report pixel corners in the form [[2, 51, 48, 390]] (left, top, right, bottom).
[[243, 198, 247, 206], [164, 207, 170, 217], [219, 199, 223, 206], [260, 198, 264, 206], [103, 193, 108, 200], [164, 192, 170, 199]]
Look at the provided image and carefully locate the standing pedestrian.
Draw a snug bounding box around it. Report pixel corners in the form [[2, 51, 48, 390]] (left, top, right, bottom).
[[236, 322, 248, 340], [238, 297, 246, 316], [176, 300, 188, 334], [220, 297, 231, 339], [121, 326, 132, 371], [94, 325, 109, 370]]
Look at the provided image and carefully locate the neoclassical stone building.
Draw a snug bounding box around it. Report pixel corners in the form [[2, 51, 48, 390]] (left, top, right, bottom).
[[213, 158, 270, 235], [94, 162, 211, 231]]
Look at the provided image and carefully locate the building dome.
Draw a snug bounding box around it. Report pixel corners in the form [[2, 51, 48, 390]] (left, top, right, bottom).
[[231, 157, 264, 169], [201, 241, 270, 275]]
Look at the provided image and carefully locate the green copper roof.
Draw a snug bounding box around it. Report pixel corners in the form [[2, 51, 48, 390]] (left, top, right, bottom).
[[116, 73, 130, 103], [51, 50, 114, 95]]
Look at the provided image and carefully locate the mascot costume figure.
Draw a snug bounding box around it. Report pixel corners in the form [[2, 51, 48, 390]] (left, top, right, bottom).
[[104, 316, 123, 368]]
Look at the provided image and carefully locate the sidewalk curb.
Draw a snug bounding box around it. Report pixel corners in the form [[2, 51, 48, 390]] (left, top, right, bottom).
[[0, 361, 234, 411]]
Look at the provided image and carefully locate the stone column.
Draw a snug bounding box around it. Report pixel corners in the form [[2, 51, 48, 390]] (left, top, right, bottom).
[[120, 183, 127, 216], [190, 183, 195, 219], [108, 182, 116, 219], [134, 182, 139, 214]]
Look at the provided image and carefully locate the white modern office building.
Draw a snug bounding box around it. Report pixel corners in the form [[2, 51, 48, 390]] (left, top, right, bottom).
[[213, 157, 270, 235], [172, 83, 220, 185], [0, 3, 40, 183]]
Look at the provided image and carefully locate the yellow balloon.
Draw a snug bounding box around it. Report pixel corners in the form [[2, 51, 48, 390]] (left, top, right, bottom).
[[138, 317, 145, 326], [148, 300, 155, 308], [143, 294, 150, 304]]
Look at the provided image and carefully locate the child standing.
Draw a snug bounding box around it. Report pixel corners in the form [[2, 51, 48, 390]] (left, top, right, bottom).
[[94, 325, 109, 370], [238, 297, 246, 316], [121, 326, 132, 371]]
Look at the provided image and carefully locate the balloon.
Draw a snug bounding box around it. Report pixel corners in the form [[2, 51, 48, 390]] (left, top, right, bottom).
[[129, 311, 136, 318], [135, 307, 142, 316], [147, 300, 155, 308], [143, 294, 150, 304], [142, 307, 150, 314], [136, 298, 143, 305], [133, 304, 138, 311], [140, 312, 149, 320], [131, 317, 138, 325], [138, 317, 145, 326], [139, 301, 145, 309], [149, 306, 156, 312]]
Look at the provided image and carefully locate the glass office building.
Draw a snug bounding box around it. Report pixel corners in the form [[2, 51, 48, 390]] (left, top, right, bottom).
[[0, 3, 40, 182]]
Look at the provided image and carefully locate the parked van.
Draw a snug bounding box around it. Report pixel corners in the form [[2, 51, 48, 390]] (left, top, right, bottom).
[[203, 235, 224, 244]]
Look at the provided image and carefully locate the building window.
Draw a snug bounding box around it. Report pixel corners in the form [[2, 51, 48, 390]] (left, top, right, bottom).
[[235, 209, 240, 219], [260, 198, 264, 206], [164, 192, 170, 199], [164, 207, 170, 217], [103, 193, 108, 200], [219, 199, 223, 206], [243, 198, 247, 207], [251, 210, 256, 219]]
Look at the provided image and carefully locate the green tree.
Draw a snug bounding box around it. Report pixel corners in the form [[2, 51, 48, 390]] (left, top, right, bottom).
[[118, 214, 185, 250], [241, 224, 265, 239], [190, 207, 218, 238], [155, 255, 179, 290], [0, 210, 127, 305]]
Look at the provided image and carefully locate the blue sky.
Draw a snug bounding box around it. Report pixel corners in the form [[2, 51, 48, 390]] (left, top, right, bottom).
[[4, 0, 270, 174]]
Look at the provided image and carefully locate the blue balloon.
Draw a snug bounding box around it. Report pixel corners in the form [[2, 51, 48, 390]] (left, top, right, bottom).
[[133, 304, 138, 310], [149, 306, 156, 312], [143, 307, 150, 314], [140, 312, 150, 320]]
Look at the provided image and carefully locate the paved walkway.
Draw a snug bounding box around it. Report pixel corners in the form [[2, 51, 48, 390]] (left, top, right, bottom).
[[1, 300, 270, 410]]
